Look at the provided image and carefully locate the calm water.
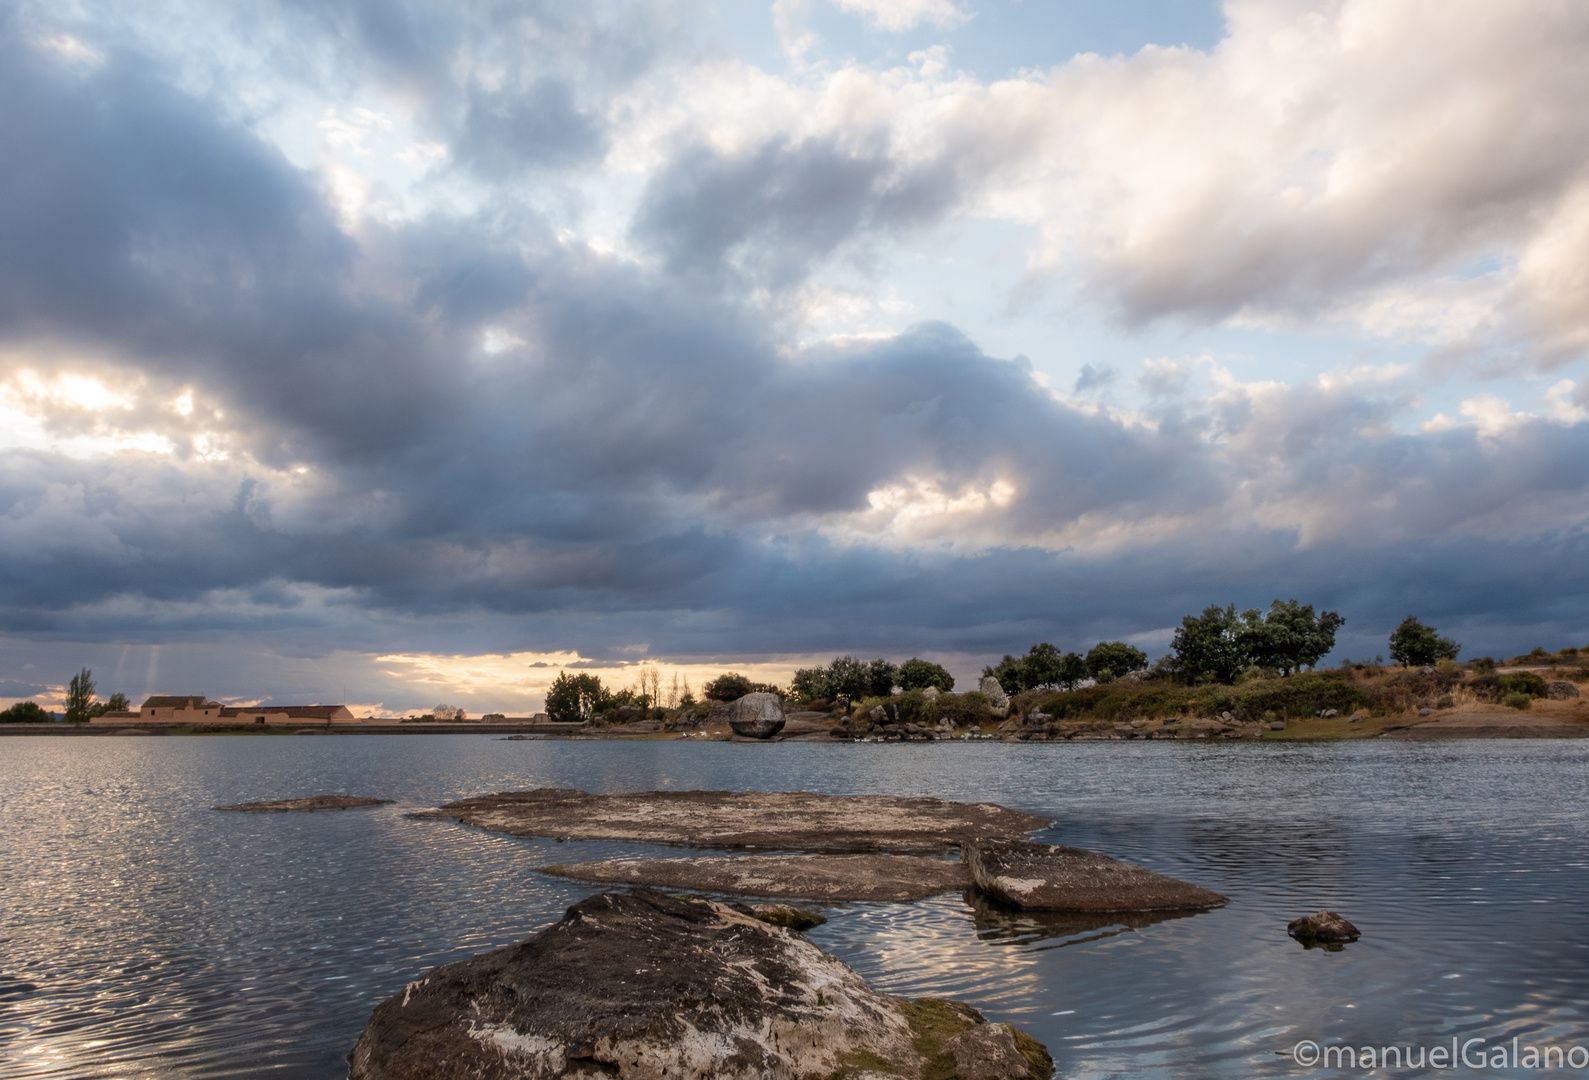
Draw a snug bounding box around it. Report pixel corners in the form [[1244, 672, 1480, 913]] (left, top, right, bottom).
[[2, 736, 1588, 1079]]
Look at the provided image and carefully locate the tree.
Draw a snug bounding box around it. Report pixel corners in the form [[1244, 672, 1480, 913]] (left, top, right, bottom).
[[982, 654, 1027, 693], [545, 671, 604, 722], [1388, 617, 1460, 667], [704, 672, 754, 701], [0, 701, 53, 723], [1170, 605, 1246, 684], [1253, 599, 1344, 675], [865, 658, 900, 698], [898, 658, 954, 693], [1085, 641, 1148, 683], [87, 691, 131, 719], [64, 667, 95, 724], [1055, 651, 1090, 690]]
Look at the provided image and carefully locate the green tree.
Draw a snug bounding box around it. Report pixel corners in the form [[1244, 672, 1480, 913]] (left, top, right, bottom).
[[1254, 599, 1344, 675], [1388, 617, 1460, 667], [0, 701, 53, 723], [1055, 651, 1090, 690], [865, 658, 900, 697], [545, 671, 604, 722], [1170, 605, 1246, 684], [1020, 643, 1065, 689], [982, 653, 1027, 693], [703, 672, 754, 701], [1085, 641, 1149, 683], [897, 658, 954, 692], [790, 666, 831, 701], [64, 667, 95, 724]]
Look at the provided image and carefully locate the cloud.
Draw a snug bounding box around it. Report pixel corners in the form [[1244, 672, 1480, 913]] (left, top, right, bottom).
[[830, 0, 969, 33], [1, 0, 1588, 708]]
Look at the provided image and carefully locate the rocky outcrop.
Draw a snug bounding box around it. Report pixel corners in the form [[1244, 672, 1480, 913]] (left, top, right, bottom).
[[541, 853, 971, 902], [348, 890, 1052, 1080], [964, 840, 1227, 912], [1547, 680, 1582, 700], [979, 677, 1010, 717], [1384, 712, 1589, 739], [728, 692, 785, 738], [1287, 910, 1360, 947], [215, 795, 392, 812], [418, 789, 1049, 853], [738, 903, 827, 930]]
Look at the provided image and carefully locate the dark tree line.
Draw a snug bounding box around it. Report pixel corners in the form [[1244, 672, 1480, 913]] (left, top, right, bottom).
[[983, 641, 1149, 693]]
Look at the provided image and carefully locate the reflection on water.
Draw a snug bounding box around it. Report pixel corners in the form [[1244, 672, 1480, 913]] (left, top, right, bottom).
[[1, 737, 1588, 1078]]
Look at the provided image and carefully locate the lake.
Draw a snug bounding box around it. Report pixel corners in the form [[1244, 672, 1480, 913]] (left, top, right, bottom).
[[2, 735, 1587, 1078]]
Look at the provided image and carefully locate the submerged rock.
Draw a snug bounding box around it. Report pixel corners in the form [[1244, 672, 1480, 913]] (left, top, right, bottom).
[[737, 902, 827, 930], [728, 692, 786, 738], [964, 840, 1227, 912], [1288, 909, 1361, 947], [348, 889, 1052, 1080], [541, 853, 970, 902], [417, 789, 1050, 853], [215, 795, 392, 812]]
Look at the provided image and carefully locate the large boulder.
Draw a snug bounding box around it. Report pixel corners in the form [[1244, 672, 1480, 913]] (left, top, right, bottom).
[[964, 840, 1227, 912], [728, 692, 786, 738], [978, 677, 1010, 717], [1547, 680, 1581, 700], [349, 890, 1052, 1080]]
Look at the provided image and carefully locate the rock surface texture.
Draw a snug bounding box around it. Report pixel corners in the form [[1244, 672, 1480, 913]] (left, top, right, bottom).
[[348, 890, 1052, 1080], [418, 789, 1050, 853], [1547, 680, 1582, 700], [978, 677, 1010, 717], [542, 853, 970, 902], [1287, 909, 1361, 946], [964, 840, 1227, 912], [728, 692, 786, 738], [215, 795, 392, 812]]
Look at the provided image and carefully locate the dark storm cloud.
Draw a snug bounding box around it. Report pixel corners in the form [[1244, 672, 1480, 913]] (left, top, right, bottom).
[[1, 6, 1588, 673]]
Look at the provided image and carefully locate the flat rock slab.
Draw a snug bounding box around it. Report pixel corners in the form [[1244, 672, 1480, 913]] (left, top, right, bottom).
[[966, 840, 1227, 912], [419, 788, 1049, 853], [542, 853, 970, 901], [349, 889, 1052, 1080], [216, 795, 393, 812], [1384, 712, 1589, 739]]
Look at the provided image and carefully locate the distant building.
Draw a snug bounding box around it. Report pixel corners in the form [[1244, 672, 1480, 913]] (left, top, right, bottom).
[[89, 696, 357, 726]]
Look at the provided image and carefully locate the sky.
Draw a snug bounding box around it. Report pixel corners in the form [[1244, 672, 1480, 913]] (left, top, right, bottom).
[[3, 0, 1588, 715]]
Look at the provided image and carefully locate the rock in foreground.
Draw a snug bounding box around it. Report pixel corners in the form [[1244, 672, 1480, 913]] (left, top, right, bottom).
[[542, 853, 970, 901], [728, 692, 786, 738], [215, 795, 392, 812], [419, 789, 1049, 853], [965, 840, 1227, 912], [349, 890, 1052, 1080], [1287, 910, 1360, 947]]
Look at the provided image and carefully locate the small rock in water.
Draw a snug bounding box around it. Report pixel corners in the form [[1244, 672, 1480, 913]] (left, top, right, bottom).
[[215, 795, 392, 812], [1288, 909, 1361, 948]]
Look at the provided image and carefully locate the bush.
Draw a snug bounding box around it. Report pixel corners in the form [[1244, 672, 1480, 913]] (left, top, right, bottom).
[[1470, 657, 1497, 674], [546, 671, 603, 722], [791, 657, 894, 702], [1503, 692, 1534, 711], [0, 701, 53, 723], [1498, 671, 1548, 698]]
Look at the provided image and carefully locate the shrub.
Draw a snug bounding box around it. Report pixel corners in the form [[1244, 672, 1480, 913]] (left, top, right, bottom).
[[1437, 694, 1455, 709], [0, 701, 53, 723], [1498, 671, 1548, 699], [1503, 692, 1534, 711], [545, 671, 604, 722], [1470, 657, 1497, 674]]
